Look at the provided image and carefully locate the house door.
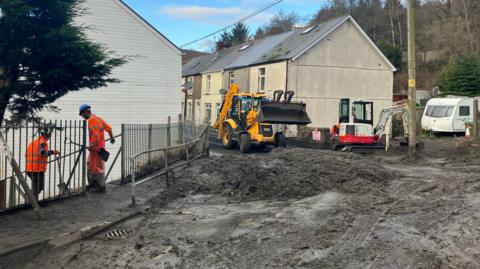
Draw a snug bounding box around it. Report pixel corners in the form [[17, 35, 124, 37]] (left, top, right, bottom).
[[353, 101, 374, 125]]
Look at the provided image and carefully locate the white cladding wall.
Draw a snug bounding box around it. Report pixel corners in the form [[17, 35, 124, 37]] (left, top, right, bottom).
[[41, 0, 182, 127], [38, 0, 182, 181], [289, 20, 393, 129]]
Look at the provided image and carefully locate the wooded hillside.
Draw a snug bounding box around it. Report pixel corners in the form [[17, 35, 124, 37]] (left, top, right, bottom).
[[312, 0, 480, 94]]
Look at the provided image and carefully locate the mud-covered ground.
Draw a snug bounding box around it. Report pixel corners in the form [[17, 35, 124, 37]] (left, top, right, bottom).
[[6, 137, 480, 268]]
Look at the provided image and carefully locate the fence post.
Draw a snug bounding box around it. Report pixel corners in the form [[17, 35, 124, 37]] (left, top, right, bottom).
[[131, 157, 136, 206], [178, 114, 183, 144], [164, 149, 170, 187], [82, 120, 87, 192], [121, 124, 125, 183], [203, 126, 210, 157], [148, 124, 153, 162], [8, 178, 15, 207], [167, 116, 171, 147], [192, 118, 196, 139]]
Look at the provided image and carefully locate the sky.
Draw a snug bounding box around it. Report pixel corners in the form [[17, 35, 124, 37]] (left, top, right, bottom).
[[123, 0, 329, 52]]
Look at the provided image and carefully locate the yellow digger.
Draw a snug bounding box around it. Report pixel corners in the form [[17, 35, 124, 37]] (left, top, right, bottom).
[[214, 84, 311, 153]]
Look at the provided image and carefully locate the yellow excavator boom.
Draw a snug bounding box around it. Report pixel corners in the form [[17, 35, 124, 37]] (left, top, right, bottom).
[[214, 84, 239, 139]]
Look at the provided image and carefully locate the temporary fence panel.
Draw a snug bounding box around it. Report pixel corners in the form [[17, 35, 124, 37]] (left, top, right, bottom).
[[0, 120, 87, 211], [121, 118, 205, 183], [130, 125, 210, 205]]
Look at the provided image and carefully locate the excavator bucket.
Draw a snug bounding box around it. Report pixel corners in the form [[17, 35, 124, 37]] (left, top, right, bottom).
[[257, 102, 312, 125]]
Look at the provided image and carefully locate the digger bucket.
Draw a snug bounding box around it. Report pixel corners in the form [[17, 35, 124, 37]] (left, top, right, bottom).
[[257, 102, 311, 125]]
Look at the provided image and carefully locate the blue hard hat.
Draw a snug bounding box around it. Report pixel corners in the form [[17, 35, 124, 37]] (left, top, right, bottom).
[[79, 104, 91, 115]]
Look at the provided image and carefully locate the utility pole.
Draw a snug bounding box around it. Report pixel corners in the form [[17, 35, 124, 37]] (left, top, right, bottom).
[[474, 98, 478, 137], [407, 0, 417, 157]]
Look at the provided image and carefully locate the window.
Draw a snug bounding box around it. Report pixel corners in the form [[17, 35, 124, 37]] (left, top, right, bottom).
[[446, 106, 454, 117], [205, 103, 212, 124], [426, 106, 455, 118], [206, 75, 211, 94], [302, 25, 317, 34], [187, 101, 192, 120], [186, 77, 193, 94], [216, 103, 222, 116], [238, 43, 252, 51], [229, 72, 235, 87], [425, 106, 433, 116], [258, 68, 266, 92], [352, 101, 373, 125], [459, 106, 470, 116], [339, 98, 350, 123]]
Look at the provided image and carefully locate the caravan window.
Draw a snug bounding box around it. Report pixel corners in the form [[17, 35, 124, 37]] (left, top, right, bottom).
[[426, 105, 455, 117], [446, 107, 454, 117], [459, 106, 470, 116], [425, 106, 433, 116]]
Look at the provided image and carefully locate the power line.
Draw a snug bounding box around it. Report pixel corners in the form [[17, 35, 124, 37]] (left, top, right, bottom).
[[180, 0, 283, 48]]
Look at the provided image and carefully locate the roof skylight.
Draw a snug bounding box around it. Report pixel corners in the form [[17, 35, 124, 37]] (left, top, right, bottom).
[[238, 43, 252, 51], [301, 26, 317, 34]]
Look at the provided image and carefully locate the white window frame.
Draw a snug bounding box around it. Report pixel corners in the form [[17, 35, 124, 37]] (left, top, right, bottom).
[[206, 75, 211, 94], [205, 103, 212, 124], [229, 72, 235, 88], [258, 68, 266, 92]]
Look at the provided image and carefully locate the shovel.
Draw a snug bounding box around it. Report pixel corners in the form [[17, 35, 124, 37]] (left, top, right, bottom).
[[57, 150, 83, 196], [66, 137, 110, 162], [55, 157, 65, 195]]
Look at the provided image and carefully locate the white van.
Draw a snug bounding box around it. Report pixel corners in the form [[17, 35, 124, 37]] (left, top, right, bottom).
[[422, 97, 476, 133]]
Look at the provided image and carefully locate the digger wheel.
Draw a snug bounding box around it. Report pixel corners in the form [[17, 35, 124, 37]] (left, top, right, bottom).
[[223, 124, 236, 149], [239, 133, 251, 153]]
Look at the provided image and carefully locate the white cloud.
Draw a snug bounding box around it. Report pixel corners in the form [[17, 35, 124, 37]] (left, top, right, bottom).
[[158, 5, 244, 20], [158, 4, 273, 25]]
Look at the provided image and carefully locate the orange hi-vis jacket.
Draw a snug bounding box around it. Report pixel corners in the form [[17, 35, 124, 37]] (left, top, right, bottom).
[[87, 114, 112, 175], [88, 114, 112, 152], [25, 136, 49, 173]]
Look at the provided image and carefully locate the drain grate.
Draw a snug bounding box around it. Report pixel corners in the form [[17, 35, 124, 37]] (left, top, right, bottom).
[[101, 229, 134, 239]]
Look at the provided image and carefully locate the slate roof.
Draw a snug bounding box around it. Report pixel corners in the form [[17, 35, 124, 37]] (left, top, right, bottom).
[[255, 16, 348, 64], [182, 15, 395, 77]]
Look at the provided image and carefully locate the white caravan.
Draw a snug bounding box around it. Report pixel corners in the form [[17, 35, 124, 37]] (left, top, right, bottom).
[[422, 97, 477, 133]]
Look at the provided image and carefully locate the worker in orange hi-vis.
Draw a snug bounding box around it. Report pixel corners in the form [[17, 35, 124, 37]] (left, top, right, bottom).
[[25, 127, 60, 201], [79, 104, 114, 193]]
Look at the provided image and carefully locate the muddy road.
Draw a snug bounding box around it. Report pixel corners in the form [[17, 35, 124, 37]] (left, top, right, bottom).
[[6, 138, 480, 268]]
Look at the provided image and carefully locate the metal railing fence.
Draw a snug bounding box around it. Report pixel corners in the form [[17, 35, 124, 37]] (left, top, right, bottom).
[[120, 116, 205, 183], [0, 120, 87, 211], [130, 125, 209, 205]]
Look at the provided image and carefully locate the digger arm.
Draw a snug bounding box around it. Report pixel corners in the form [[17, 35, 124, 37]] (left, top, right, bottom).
[[214, 84, 239, 140], [375, 104, 408, 138]]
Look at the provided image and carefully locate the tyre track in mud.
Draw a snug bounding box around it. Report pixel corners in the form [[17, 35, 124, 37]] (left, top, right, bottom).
[[356, 165, 480, 268]]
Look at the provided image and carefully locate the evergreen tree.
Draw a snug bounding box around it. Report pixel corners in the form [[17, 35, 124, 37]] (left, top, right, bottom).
[[229, 22, 250, 45], [0, 0, 126, 124], [218, 30, 232, 45], [378, 40, 402, 69], [438, 55, 480, 96]]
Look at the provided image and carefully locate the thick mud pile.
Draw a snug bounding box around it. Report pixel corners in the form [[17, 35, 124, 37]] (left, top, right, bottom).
[[152, 148, 396, 204]]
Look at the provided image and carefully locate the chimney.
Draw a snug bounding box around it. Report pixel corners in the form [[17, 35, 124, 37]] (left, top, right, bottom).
[[216, 41, 225, 52]]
